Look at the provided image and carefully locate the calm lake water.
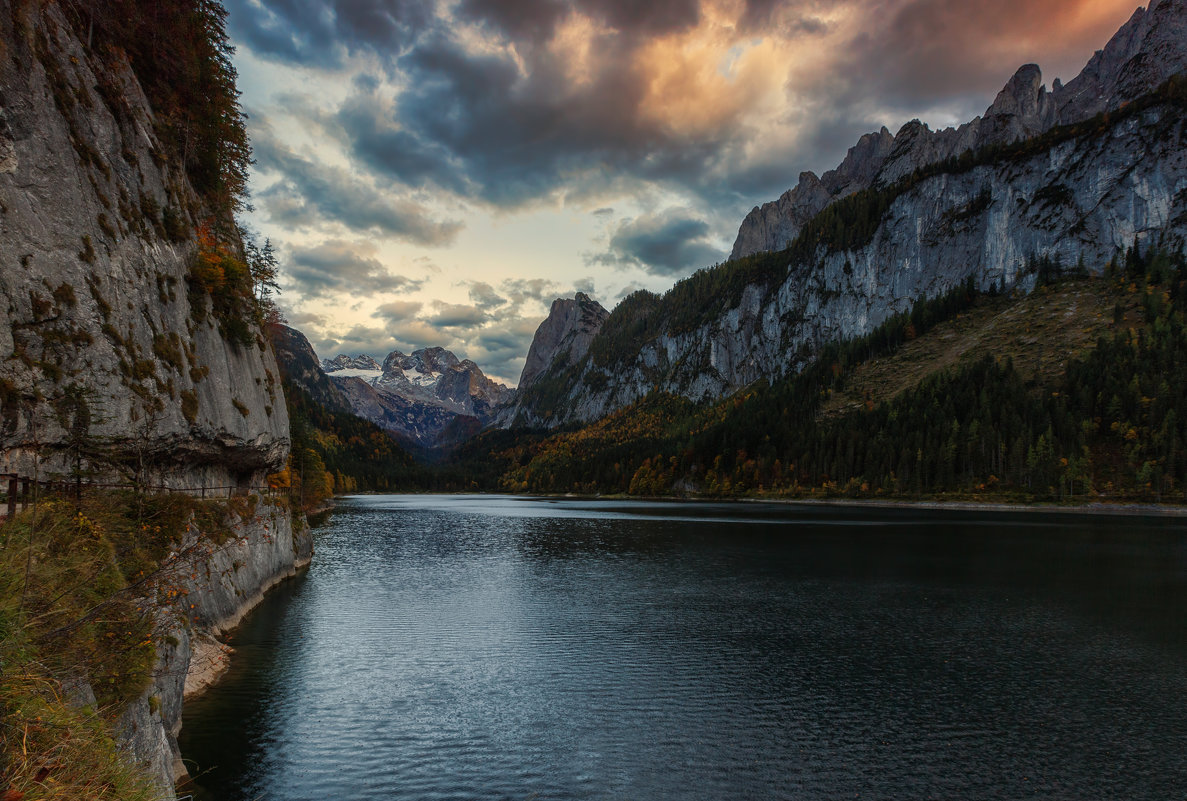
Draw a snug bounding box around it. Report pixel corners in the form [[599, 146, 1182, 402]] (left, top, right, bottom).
[[179, 495, 1187, 800]]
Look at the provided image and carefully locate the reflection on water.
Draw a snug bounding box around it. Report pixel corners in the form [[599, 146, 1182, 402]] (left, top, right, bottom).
[[179, 496, 1187, 800]]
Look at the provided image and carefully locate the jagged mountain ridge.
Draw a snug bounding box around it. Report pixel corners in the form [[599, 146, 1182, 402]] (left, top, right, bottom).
[[322, 345, 511, 447], [508, 0, 1187, 430], [731, 0, 1187, 260]]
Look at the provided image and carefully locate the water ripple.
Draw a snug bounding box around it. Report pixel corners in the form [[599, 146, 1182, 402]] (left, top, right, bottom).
[[181, 496, 1187, 801]]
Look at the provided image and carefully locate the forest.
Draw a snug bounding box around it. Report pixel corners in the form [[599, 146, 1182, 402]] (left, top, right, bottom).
[[468, 247, 1187, 503]]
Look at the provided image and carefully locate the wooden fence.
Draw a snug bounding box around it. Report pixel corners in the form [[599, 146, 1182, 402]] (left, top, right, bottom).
[[0, 473, 276, 520]]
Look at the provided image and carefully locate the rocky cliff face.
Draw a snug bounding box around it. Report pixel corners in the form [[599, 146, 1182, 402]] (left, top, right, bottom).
[[517, 292, 610, 389], [0, 4, 306, 798], [512, 0, 1187, 429], [732, 0, 1187, 260], [0, 2, 288, 488], [114, 501, 312, 794], [498, 292, 609, 426], [322, 346, 511, 447]]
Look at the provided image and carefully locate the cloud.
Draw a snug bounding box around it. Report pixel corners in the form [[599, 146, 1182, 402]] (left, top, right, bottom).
[[613, 280, 647, 301], [287, 240, 424, 297], [252, 119, 463, 245], [460, 315, 546, 384], [313, 324, 393, 358], [231, 0, 1143, 383], [285, 309, 328, 328], [467, 282, 508, 311], [371, 300, 424, 323], [500, 278, 563, 307], [588, 208, 725, 275], [426, 302, 491, 328], [233, 0, 1138, 221], [224, 0, 436, 68]]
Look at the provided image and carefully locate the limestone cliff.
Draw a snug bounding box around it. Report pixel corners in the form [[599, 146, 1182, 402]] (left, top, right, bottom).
[[731, 0, 1187, 260], [0, 3, 307, 798], [517, 293, 610, 390], [0, 1, 288, 488], [116, 503, 312, 792], [511, 1, 1187, 429]]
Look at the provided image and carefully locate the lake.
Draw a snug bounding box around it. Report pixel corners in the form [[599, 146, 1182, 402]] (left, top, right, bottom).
[[178, 495, 1187, 800]]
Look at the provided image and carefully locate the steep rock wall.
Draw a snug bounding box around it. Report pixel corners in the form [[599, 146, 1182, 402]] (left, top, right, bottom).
[[513, 99, 1187, 428], [0, 3, 288, 486], [115, 500, 313, 797], [731, 0, 1187, 261], [0, 4, 307, 798]]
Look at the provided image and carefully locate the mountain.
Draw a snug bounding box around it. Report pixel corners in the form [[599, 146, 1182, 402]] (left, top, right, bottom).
[[486, 248, 1187, 500], [268, 324, 429, 492], [270, 324, 353, 413], [732, 0, 1187, 261], [518, 293, 610, 389], [322, 346, 512, 447], [507, 0, 1187, 430], [500, 292, 609, 426]]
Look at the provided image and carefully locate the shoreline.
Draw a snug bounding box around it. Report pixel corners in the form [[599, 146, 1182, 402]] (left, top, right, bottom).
[[739, 496, 1187, 518], [339, 490, 1187, 518]]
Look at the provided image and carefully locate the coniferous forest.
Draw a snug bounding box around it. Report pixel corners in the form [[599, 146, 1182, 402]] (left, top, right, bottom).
[[450, 247, 1187, 504]]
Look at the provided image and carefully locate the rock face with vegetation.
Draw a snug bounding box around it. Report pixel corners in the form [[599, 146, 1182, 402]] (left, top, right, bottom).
[[517, 293, 610, 390], [732, 0, 1187, 260], [0, 3, 308, 799], [0, 0, 287, 489], [509, 0, 1187, 429]]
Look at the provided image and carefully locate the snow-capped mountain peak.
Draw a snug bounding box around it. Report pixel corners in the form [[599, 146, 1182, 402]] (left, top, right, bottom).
[[320, 346, 513, 447]]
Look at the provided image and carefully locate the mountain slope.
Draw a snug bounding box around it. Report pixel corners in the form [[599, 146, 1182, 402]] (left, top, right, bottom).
[[269, 324, 425, 495], [322, 346, 511, 448], [508, 1, 1187, 430], [490, 249, 1187, 501]]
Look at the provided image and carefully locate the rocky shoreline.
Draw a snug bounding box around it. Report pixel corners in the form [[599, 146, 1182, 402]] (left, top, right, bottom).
[[115, 500, 313, 797]]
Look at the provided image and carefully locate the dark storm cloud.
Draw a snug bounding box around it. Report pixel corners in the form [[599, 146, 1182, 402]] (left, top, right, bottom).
[[252, 121, 462, 245], [364, 32, 658, 207], [843, 0, 1142, 109], [590, 210, 725, 276], [223, 0, 435, 66], [287, 240, 424, 297], [737, 0, 828, 37], [456, 0, 569, 40], [231, 0, 1140, 233], [577, 0, 701, 36]]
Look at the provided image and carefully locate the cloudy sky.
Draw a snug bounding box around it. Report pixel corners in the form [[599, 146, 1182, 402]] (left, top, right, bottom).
[[225, 0, 1142, 384]]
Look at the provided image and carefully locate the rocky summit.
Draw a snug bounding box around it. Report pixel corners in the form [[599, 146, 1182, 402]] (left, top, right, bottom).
[[322, 346, 511, 448], [731, 0, 1187, 261]]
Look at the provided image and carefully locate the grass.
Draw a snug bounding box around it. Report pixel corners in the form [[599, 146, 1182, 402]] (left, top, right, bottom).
[[0, 490, 262, 798], [819, 278, 1141, 419], [0, 500, 160, 798]]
